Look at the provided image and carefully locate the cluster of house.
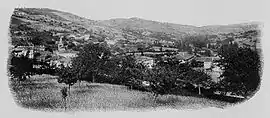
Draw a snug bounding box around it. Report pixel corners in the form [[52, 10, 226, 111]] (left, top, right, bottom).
[[49, 36, 79, 67], [153, 40, 175, 47], [135, 56, 155, 68], [133, 50, 223, 83], [11, 27, 225, 82], [150, 46, 178, 52], [11, 33, 79, 68], [13, 9, 27, 17], [11, 45, 45, 58], [49, 56, 74, 68]]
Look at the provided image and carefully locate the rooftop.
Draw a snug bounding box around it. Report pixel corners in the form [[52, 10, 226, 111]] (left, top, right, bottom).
[[194, 56, 220, 62], [171, 52, 194, 60]]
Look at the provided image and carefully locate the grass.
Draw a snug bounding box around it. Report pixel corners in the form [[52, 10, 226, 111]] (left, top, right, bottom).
[[9, 74, 230, 112]]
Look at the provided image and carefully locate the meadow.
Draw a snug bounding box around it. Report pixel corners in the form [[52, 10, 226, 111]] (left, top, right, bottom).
[[10, 74, 230, 112]]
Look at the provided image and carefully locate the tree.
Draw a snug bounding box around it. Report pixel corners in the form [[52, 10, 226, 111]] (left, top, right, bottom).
[[71, 42, 113, 83], [9, 48, 58, 81], [183, 35, 209, 49], [114, 55, 146, 86], [216, 45, 261, 97], [28, 31, 56, 47], [181, 70, 213, 95], [34, 58, 57, 75], [136, 43, 147, 55], [9, 51, 35, 81], [150, 57, 213, 96], [56, 65, 77, 93]]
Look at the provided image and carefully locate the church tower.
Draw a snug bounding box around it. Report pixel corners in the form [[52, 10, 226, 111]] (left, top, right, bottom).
[[58, 36, 65, 52]]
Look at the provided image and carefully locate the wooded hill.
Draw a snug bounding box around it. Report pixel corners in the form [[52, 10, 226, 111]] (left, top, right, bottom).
[[9, 8, 261, 52]]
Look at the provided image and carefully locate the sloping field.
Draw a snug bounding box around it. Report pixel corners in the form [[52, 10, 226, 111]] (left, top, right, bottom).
[[9, 75, 230, 112]]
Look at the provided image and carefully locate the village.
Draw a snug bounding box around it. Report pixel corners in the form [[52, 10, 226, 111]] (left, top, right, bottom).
[[8, 7, 262, 111], [11, 31, 231, 96]]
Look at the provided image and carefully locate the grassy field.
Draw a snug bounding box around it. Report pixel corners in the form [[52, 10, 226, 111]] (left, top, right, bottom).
[[9, 75, 230, 112]]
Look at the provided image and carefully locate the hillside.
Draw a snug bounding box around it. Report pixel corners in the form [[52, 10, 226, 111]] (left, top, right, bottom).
[[101, 17, 260, 35], [9, 8, 261, 53], [200, 22, 261, 34]]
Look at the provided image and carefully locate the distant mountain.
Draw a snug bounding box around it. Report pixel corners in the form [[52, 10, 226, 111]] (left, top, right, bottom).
[[200, 22, 261, 34], [100, 17, 199, 36], [101, 17, 260, 34]]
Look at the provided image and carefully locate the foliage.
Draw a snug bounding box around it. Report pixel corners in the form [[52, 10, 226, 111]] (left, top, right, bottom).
[[28, 31, 55, 46], [9, 51, 35, 81], [113, 55, 145, 85], [184, 35, 209, 48], [34, 59, 57, 75], [56, 65, 77, 87], [149, 32, 176, 41], [182, 70, 213, 88], [11, 37, 30, 46], [144, 57, 213, 97], [71, 42, 114, 83], [174, 40, 191, 52], [190, 59, 203, 67], [175, 34, 213, 53], [216, 45, 261, 96], [9, 49, 57, 81]]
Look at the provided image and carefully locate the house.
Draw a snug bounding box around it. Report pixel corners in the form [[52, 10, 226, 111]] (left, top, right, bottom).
[[151, 46, 163, 51], [194, 56, 220, 70], [162, 47, 179, 52], [12, 45, 45, 59], [145, 37, 158, 44], [153, 40, 175, 47], [206, 42, 217, 48], [12, 48, 33, 58], [56, 51, 78, 58], [160, 40, 175, 47], [172, 52, 194, 63], [221, 38, 235, 45], [194, 56, 222, 82], [72, 41, 80, 46], [106, 40, 116, 45], [50, 58, 72, 68], [135, 56, 155, 69], [66, 34, 76, 39], [13, 10, 27, 16], [49, 53, 76, 68]]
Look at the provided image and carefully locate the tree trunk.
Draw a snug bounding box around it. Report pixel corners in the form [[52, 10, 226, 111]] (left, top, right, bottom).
[[64, 97, 67, 111], [92, 74, 95, 83], [198, 86, 201, 95], [68, 85, 71, 95], [68, 85, 71, 111], [154, 93, 159, 103]]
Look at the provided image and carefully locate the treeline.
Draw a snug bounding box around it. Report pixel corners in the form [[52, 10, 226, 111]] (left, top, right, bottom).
[[9, 38, 261, 101], [215, 44, 261, 96], [9, 50, 56, 81], [55, 42, 213, 98]]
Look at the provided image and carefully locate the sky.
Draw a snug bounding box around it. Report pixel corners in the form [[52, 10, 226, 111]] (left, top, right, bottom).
[[3, 0, 266, 26]]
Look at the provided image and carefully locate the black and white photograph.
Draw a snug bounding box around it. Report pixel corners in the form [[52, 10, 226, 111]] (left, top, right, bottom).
[[1, 0, 269, 117]]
